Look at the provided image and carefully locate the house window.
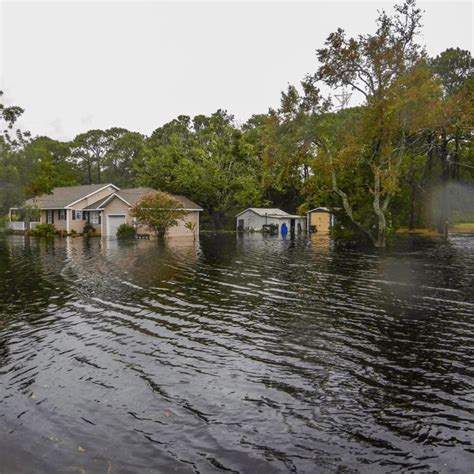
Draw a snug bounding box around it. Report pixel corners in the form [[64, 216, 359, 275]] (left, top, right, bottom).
[[59, 209, 66, 220], [75, 210, 82, 220], [47, 210, 53, 224], [90, 211, 99, 224]]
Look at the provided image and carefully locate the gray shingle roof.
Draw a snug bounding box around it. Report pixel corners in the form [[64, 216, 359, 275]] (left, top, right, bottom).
[[116, 188, 203, 210], [83, 195, 115, 210], [19, 184, 202, 212], [24, 184, 116, 209]]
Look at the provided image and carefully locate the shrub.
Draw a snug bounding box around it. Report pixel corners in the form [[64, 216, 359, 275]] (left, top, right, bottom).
[[28, 223, 56, 237], [130, 192, 185, 239], [116, 223, 136, 240], [0, 216, 8, 233], [83, 222, 96, 235]]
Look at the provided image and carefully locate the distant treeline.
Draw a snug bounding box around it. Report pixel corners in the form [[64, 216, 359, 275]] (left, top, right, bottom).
[[1, 1, 473, 246]]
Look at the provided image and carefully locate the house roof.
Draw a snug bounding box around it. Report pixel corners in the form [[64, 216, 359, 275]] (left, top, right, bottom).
[[116, 188, 203, 210], [24, 184, 117, 209], [85, 188, 203, 211], [235, 208, 304, 219], [17, 184, 202, 212], [83, 194, 117, 210]]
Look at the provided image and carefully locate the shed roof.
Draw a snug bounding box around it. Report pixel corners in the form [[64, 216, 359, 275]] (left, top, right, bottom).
[[307, 207, 331, 213], [236, 208, 304, 219]]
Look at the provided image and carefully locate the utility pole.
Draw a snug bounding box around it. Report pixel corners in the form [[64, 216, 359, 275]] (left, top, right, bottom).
[[334, 88, 352, 110]]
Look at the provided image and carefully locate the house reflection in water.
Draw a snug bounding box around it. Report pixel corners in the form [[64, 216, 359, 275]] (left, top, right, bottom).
[[309, 233, 331, 253], [61, 236, 200, 289]]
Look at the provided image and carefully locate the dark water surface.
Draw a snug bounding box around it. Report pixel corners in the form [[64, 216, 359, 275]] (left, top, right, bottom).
[[1, 234, 473, 473]]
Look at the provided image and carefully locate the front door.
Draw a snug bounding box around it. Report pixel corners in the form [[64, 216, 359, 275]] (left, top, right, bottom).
[[107, 215, 126, 237], [47, 210, 54, 224]]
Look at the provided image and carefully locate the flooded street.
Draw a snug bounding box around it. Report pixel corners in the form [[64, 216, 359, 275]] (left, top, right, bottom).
[[0, 234, 473, 473]]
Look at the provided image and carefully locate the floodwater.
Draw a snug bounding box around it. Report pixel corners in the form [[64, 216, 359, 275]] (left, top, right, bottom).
[[0, 233, 473, 473]]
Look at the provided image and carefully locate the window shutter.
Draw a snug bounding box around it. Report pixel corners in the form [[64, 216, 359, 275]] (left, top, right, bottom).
[[83, 211, 86, 221], [98, 213, 101, 225], [72, 211, 75, 220]]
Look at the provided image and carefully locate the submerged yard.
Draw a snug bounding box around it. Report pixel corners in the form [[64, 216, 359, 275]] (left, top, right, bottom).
[[0, 233, 473, 472]]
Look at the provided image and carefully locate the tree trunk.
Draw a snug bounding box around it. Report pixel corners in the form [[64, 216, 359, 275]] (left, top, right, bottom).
[[372, 169, 387, 248], [87, 159, 92, 184], [374, 226, 386, 248]]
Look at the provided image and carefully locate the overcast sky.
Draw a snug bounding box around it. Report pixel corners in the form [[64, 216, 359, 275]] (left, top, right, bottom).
[[1, 0, 472, 141]]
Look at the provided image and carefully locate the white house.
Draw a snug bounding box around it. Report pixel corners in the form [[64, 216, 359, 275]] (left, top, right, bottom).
[[236, 208, 307, 235]]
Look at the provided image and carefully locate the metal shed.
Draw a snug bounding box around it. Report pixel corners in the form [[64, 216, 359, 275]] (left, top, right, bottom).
[[236, 208, 307, 235]]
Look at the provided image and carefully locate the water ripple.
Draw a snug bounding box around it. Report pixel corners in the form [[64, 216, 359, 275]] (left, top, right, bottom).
[[0, 234, 473, 472]]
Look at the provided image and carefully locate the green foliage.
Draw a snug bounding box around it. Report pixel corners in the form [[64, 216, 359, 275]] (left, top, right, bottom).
[[22, 137, 79, 196], [70, 128, 145, 186], [139, 110, 266, 229], [116, 223, 136, 240], [184, 221, 196, 232], [83, 222, 96, 235], [130, 192, 184, 239], [0, 215, 8, 233], [28, 223, 56, 237], [0, 90, 31, 148], [431, 48, 474, 96]]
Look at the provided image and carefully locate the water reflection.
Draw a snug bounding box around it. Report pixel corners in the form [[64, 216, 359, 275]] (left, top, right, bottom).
[[0, 233, 473, 472]]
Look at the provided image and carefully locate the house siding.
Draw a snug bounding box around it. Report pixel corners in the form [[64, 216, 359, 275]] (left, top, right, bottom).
[[101, 196, 200, 238], [40, 210, 67, 231], [167, 211, 199, 237], [69, 185, 117, 210], [134, 210, 200, 238], [102, 198, 130, 237]]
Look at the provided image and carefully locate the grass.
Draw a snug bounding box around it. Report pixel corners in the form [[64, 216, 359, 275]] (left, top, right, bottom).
[[396, 223, 474, 236], [396, 227, 443, 236], [449, 223, 474, 233]]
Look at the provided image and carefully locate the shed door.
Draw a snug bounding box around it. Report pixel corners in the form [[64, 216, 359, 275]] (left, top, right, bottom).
[[107, 215, 126, 237]]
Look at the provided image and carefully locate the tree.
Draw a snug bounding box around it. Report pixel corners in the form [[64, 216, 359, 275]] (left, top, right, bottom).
[[105, 129, 144, 187], [0, 90, 30, 148], [310, 0, 430, 247], [130, 191, 186, 239], [427, 49, 474, 230], [0, 91, 29, 213], [139, 110, 265, 229], [71, 129, 114, 184], [21, 137, 79, 197], [431, 48, 474, 96]]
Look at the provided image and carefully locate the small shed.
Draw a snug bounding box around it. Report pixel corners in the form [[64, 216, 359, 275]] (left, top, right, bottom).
[[307, 207, 333, 234], [236, 208, 306, 235]]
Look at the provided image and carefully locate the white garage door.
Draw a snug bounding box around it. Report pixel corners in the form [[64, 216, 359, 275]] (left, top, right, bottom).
[[107, 215, 126, 237]]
